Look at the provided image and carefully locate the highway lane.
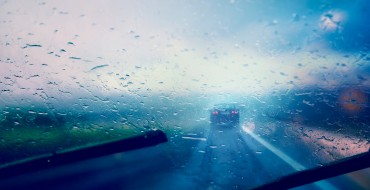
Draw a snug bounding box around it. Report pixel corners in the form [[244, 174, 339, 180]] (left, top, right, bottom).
[[169, 124, 295, 190]]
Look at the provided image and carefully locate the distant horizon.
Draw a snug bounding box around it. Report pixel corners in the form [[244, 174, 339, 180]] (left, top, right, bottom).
[[1, 0, 369, 102]]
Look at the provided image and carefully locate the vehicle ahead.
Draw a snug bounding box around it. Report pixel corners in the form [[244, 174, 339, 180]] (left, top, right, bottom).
[[210, 104, 240, 126]]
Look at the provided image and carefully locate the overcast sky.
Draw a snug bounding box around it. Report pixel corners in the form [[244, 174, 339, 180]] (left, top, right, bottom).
[[1, 0, 369, 104]]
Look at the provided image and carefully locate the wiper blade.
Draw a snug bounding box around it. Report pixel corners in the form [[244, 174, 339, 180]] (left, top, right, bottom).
[[0, 130, 167, 179], [253, 149, 370, 190]]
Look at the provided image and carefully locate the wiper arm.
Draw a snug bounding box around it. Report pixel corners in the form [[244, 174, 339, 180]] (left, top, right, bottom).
[[253, 149, 370, 190], [0, 130, 167, 179]]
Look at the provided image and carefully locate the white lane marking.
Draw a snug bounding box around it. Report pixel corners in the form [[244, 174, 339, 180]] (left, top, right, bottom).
[[242, 125, 305, 171], [242, 123, 338, 190], [182, 136, 207, 141]]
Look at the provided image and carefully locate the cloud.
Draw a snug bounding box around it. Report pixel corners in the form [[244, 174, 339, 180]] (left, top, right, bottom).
[[0, 0, 369, 105]]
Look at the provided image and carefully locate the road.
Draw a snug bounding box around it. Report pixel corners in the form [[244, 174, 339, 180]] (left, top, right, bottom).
[[165, 123, 297, 190], [0, 119, 368, 190]]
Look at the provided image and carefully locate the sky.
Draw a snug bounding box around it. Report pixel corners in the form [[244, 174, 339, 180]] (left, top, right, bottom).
[[1, 0, 369, 105]]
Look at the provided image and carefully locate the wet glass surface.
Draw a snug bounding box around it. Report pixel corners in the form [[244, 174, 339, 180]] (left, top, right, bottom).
[[0, 0, 369, 189]]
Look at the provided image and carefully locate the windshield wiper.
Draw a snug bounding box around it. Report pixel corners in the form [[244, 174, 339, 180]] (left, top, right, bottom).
[[0, 130, 167, 179], [253, 149, 370, 190]]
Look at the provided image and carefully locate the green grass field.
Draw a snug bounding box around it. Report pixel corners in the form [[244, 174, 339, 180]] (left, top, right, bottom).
[[0, 119, 138, 165]]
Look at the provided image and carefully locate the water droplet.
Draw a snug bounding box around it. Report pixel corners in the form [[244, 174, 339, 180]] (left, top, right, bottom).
[[69, 56, 81, 60], [90, 64, 109, 71], [28, 140, 37, 144], [24, 44, 42, 48]]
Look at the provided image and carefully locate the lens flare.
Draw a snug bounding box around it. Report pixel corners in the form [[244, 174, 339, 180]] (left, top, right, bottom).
[[338, 88, 368, 114]]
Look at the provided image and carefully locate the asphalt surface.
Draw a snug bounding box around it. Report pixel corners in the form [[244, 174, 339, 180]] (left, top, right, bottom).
[[0, 119, 368, 190]]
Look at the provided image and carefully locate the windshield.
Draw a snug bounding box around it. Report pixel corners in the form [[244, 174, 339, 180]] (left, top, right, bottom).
[[1, 0, 369, 189]]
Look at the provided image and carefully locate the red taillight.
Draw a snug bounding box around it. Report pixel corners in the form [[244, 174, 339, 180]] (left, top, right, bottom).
[[231, 110, 238, 114], [212, 111, 219, 115]]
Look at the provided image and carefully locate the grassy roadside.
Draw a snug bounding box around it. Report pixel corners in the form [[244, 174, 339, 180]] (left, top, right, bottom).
[[0, 122, 137, 165], [0, 103, 210, 168], [0, 112, 207, 167]]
